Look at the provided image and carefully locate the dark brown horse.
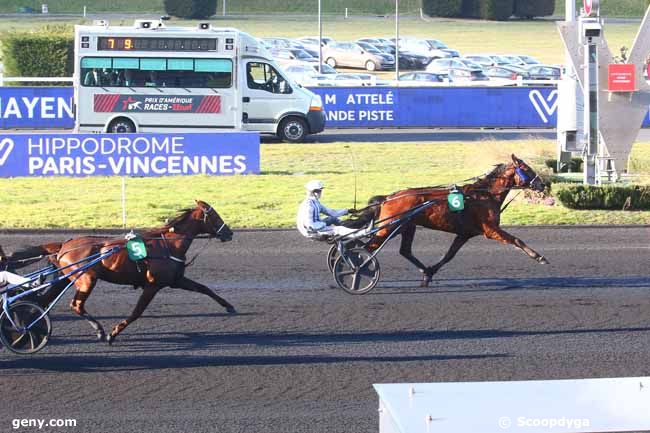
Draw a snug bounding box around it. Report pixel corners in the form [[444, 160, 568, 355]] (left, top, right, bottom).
[[8, 200, 235, 344], [367, 154, 548, 287]]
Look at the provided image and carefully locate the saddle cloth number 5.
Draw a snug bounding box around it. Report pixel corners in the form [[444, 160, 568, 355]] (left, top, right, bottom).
[[126, 238, 148, 261]]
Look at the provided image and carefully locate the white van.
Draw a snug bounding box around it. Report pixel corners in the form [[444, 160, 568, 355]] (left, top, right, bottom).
[[74, 19, 325, 142]]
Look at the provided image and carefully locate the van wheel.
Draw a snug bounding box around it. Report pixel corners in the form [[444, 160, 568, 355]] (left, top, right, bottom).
[[278, 117, 307, 143], [326, 57, 337, 68], [365, 60, 377, 71], [107, 118, 136, 133]]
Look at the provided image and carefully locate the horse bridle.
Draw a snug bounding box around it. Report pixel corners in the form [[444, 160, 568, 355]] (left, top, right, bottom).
[[514, 165, 540, 189], [199, 205, 227, 238]]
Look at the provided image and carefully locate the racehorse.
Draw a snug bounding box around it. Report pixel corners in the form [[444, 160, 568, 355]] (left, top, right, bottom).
[[7, 200, 235, 344], [366, 154, 548, 287]]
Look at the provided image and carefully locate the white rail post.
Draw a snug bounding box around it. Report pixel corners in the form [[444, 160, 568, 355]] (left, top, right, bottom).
[[121, 177, 127, 229]]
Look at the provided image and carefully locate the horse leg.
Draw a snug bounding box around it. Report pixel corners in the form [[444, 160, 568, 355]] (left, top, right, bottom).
[[483, 226, 549, 264], [427, 234, 471, 277], [107, 286, 158, 345], [69, 274, 107, 341], [172, 276, 236, 314], [397, 225, 431, 287]]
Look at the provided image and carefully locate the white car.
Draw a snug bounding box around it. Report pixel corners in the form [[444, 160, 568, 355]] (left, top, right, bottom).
[[426, 57, 483, 74]]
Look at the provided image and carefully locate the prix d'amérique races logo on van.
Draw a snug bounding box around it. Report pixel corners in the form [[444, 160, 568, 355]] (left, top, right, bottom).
[[93, 94, 221, 113], [0, 137, 15, 167]]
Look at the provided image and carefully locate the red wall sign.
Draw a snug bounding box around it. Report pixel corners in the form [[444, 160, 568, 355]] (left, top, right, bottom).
[[608, 64, 636, 92]]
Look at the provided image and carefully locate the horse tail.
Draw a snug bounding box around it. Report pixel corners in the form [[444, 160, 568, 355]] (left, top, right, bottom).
[[5, 242, 62, 271]]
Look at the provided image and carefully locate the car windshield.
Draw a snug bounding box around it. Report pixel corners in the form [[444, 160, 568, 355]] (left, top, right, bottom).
[[318, 64, 337, 74], [291, 50, 313, 59], [357, 43, 380, 53], [427, 40, 448, 49], [462, 60, 482, 69], [519, 55, 539, 64], [491, 56, 511, 64]]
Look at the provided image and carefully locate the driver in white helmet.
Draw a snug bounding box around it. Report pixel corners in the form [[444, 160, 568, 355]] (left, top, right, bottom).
[[297, 180, 368, 239], [0, 249, 31, 288]]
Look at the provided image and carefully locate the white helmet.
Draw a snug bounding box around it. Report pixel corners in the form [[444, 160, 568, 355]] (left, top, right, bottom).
[[305, 179, 325, 192]]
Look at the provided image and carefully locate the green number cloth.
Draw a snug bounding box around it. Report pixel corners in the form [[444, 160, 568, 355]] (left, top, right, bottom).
[[126, 237, 147, 261]]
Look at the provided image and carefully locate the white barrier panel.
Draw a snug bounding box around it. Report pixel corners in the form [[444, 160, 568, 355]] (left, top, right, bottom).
[[375, 377, 650, 433]]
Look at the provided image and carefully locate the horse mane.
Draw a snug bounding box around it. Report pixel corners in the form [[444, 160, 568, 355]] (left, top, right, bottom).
[[143, 207, 196, 236]]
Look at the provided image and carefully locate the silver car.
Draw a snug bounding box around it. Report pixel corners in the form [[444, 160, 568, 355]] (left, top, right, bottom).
[[323, 42, 395, 71]]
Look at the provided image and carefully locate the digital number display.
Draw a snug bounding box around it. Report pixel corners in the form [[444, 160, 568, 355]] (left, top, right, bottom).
[[97, 37, 217, 51]]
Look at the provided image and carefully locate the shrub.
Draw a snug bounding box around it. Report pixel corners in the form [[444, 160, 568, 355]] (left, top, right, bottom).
[[545, 158, 582, 173], [513, 0, 554, 18], [0, 26, 74, 86], [164, 0, 216, 19], [422, 0, 463, 17], [479, 0, 514, 20], [461, 0, 482, 18], [555, 185, 650, 210]]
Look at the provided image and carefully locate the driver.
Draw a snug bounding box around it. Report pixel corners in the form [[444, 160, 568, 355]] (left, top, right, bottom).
[[297, 180, 369, 239], [0, 250, 30, 287]]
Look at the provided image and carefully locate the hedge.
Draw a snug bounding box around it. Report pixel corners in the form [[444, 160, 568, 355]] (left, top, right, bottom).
[[555, 185, 650, 210], [479, 0, 515, 20], [514, 0, 555, 18], [163, 0, 217, 19], [422, 0, 463, 17], [0, 27, 74, 86]]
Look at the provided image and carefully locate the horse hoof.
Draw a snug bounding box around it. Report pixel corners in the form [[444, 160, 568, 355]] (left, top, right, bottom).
[[538, 256, 549, 265], [96, 331, 106, 342], [226, 306, 237, 314], [106, 334, 115, 346]]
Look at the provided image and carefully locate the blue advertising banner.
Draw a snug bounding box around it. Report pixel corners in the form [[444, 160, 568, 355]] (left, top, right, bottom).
[[0, 132, 260, 177], [309, 86, 560, 128], [0, 87, 74, 128], [5, 85, 650, 129]]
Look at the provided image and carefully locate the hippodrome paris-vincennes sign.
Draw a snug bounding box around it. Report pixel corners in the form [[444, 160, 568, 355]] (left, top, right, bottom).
[[0, 133, 260, 177]]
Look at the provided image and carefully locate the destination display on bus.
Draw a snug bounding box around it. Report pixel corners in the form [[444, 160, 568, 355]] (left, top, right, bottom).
[[97, 37, 217, 51]]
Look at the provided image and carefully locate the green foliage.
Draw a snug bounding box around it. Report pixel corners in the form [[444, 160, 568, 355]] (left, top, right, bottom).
[[555, 185, 650, 210], [422, 0, 463, 17], [164, 0, 216, 19], [544, 158, 582, 173], [480, 0, 515, 20], [514, 0, 555, 18], [0, 26, 74, 85], [461, 0, 483, 18]]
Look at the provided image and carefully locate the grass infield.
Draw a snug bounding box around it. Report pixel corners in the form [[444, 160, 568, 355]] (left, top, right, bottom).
[[2, 139, 650, 229]]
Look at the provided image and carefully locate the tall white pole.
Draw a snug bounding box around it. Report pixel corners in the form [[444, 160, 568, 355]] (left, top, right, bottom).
[[395, 0, 400, 81], [222, 0, 226, 16], [121, 177, 127, 228], [318, 0, 323, 74]]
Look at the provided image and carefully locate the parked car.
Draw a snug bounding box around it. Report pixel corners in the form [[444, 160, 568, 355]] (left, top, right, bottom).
[[297, 36, 334, 50], [272, 48, 318, 66], [464, 55, 501, 67], [426, 57, 483, 74], [396, 72, 450, 86], [484, 65, 530, 80], [365, 43, 430, 70], [332, 73, 391, 86], [525, 65, 561, 80], [323, 42, 395, 71], [394, 37, 457, 60], [425, 39, 460, 57], [447, 67, 489, 83], [357, 37, 395, 49], [515, 55, 541, 65], [485, 54, 513, 65], [499, 55, 529, 66]]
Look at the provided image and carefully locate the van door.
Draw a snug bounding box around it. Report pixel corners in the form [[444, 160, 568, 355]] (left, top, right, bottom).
[[241, 61, 299, 133]]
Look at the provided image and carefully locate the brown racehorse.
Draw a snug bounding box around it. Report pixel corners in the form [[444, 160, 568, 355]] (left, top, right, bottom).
[[366, 154, 548, 287], [7, 200, 235, 344]]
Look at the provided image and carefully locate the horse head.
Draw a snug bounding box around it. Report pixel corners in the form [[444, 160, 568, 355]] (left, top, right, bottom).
[[194, 200, 233, 242], [511, 154, 544, 192]]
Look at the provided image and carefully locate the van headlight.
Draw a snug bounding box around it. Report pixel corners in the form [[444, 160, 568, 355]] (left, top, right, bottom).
[[310, 95, 323, 111]]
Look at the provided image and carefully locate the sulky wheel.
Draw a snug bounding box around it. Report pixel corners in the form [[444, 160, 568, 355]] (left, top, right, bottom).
[[0, 301, 51, 355], [332, 247, 381, 295], [326, 240, 364, 273]]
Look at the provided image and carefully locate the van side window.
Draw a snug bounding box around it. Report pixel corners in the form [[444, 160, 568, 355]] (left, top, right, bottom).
[[246, 62, 292, 94]]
